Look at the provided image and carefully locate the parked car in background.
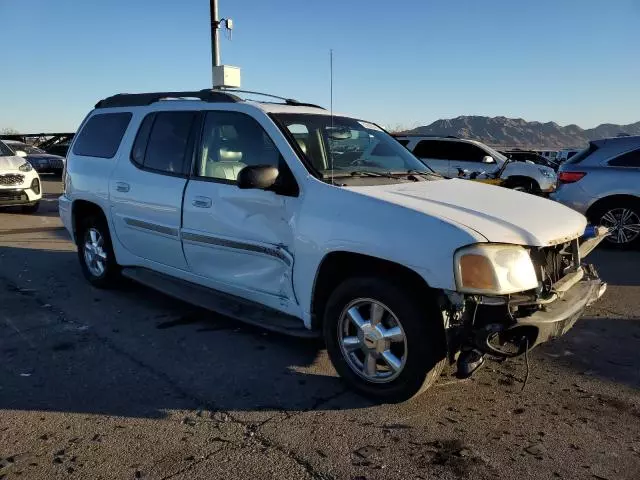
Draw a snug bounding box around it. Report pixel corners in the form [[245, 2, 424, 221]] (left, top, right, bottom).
[[553, 135, 640, 248], [395, 135, 557, 194], [0, 140, 42, 213], [555, 148, 582, 164], [60, 89, 607, 401], [539, 150, 559, 163], [3, 139, 65, 175], [501, 149, 560, 170]]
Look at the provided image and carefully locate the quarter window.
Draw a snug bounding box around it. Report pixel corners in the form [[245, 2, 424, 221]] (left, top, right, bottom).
[[197, 111, 281, 182], [72, 112, 132, 158], [608, 148, 640, 168], [412, 140, 449, 159]]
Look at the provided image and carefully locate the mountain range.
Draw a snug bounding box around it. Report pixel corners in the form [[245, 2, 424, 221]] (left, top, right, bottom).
[[403, 116, 640, 149]]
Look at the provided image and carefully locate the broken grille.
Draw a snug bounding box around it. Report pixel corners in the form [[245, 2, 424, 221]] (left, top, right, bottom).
[[530, 240, 580, 291]]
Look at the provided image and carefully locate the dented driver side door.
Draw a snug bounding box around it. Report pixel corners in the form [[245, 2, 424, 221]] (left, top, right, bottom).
[[181, 110, 298, 308]]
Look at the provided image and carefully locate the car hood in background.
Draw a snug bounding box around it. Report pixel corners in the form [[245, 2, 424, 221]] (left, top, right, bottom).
[[0, 155, 29, 172], [347, 179, 587, 247]]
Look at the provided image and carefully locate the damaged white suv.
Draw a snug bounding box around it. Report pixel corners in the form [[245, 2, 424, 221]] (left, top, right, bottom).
[[59, 89, 607, 401]]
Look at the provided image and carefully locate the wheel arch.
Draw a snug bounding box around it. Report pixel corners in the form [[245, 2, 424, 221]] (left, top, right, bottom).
[[503, 175, 540, 192], [310, 251, 440, 331], [71, 199, 108, 244], [586, 194, 640, 221]]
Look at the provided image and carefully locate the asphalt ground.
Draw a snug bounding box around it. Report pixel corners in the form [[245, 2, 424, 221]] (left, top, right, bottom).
[[1, 177, 639, 479]]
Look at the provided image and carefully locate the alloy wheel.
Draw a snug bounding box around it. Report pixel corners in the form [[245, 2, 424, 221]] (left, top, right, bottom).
[[337, 298, 408, 383], [83, 228, 108, 277], [600, 208, 640, 245]]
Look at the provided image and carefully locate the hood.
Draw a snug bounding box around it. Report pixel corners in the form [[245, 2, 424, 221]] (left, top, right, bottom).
[[0, 155, 29, 172], [347, 179, 586, 247]]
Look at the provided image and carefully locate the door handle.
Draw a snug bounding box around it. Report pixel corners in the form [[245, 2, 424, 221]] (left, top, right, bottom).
[[115, 182, 130, 193], [192, 196, 212, 208]]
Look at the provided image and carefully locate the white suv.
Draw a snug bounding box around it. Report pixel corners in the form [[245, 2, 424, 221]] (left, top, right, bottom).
[[396, 136, 558, 194], [59, 89, 606, 401], [0, 139, 42, 213]]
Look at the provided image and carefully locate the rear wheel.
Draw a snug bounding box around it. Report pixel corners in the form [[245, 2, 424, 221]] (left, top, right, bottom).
[[77, 215, 120, 288], [591, 200, 640, 249], [323, 277, 446, 402]]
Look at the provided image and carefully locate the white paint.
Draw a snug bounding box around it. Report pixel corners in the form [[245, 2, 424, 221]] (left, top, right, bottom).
[[61, 99, 590, 331]]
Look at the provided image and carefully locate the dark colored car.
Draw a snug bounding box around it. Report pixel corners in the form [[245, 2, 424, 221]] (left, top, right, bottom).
[[3, 140, 66, 175], [501, 150, 560, 170]]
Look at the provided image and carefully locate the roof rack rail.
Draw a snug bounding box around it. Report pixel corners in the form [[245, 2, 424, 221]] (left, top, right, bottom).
[[392, 134, 460, 139], [95, 89, 241, 109], [218, 89, 325, 109]]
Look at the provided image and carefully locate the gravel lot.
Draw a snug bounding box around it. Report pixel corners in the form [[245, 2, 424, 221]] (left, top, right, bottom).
[[1, 177, 639, 480]]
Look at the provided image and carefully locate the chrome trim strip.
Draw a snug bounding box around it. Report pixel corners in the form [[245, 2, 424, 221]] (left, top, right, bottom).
[[124, 218, 178, 237], [182, 231, 292, 266]]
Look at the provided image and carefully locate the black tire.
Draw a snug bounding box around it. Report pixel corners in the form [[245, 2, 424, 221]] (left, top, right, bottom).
[[21, 202, 40, 214], [323, 277, 447, 402], [590, 199, 640, 249], [507, 179, 538, 194], [76, 215, 121, 288]]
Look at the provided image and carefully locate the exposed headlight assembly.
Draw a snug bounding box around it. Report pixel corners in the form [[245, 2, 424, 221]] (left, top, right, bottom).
[[18, 162, 33, 172], [454, 244, 539, 295]]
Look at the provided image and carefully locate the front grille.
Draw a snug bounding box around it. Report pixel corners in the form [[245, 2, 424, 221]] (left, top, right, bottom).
[[0, 174, 24, 186], [530, 241, 578, 291], [48, 158, 64, 169]]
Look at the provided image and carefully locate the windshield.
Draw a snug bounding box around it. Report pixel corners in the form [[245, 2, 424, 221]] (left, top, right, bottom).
[[272, 113, 437, 180], [0, 141, 15, 157], [7, 142, 45, 154]]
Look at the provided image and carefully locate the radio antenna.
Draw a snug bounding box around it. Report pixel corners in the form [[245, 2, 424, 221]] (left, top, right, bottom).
[[329, 49, 334, 184]]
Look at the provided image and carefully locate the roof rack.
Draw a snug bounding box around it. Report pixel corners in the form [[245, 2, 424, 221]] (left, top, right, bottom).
[[223, 89, 325, 109], [95, 89, 241, 109], [392, 134, 460, 139], [94, 88, 325, 110]]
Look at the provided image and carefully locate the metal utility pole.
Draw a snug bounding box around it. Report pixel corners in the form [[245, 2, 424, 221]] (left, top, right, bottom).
[[210, 0, 220, 67]]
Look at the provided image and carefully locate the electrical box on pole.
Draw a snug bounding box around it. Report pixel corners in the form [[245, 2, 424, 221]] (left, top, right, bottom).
[[210, 0, 241, 89]]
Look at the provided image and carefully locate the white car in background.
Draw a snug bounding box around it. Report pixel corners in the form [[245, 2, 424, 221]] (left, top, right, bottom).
[[0, 140, 43, 213], [396, 135, 558, 194]]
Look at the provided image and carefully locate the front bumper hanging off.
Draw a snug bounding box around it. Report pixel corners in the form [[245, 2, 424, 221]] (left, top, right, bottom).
[[510, 265, 606, 348]]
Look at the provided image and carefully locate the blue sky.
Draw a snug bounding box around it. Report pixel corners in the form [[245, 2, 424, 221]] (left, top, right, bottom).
[[1, 0, 639, 132]]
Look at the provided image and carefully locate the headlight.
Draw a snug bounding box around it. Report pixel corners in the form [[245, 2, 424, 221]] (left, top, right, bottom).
[[539, 168, 556, 178], [18, 162, 33, 172], [454, 244, 539, 295]]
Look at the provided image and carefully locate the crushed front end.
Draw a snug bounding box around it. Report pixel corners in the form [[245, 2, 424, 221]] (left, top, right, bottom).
[[443, 226, 608, 378]]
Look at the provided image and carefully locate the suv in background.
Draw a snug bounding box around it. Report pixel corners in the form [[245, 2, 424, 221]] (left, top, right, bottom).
[[60, 89, 606, 401], [396, 135, 557, 194], [0, 139, 42, 213], [3, 139, 66, 175], [553, 136, 640, 248]]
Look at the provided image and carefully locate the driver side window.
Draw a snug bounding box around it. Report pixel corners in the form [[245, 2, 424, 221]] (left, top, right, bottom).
[[197, 111, 281, 183]]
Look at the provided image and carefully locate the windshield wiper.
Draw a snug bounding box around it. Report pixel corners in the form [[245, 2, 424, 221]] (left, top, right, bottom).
[[326, 170, 398, 180], [406, 169, 442, 178]]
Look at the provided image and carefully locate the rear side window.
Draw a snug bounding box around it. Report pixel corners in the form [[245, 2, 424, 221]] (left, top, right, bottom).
[[566, 143, 598, 165], [73, 112, 132, 158], [608, 148, 640, 167], [413, 140, 449, 159], [132, 111, 197, 175]]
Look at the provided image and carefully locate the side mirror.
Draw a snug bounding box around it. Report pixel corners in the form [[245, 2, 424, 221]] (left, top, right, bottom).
[[15, 150, 27, 158], [237, 165, 279, 190], [482, 155, 495, 164]]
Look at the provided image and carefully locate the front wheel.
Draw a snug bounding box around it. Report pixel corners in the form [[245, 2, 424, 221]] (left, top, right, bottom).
[[21, 202, 40, 214], [323, 277, 446, 402]]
